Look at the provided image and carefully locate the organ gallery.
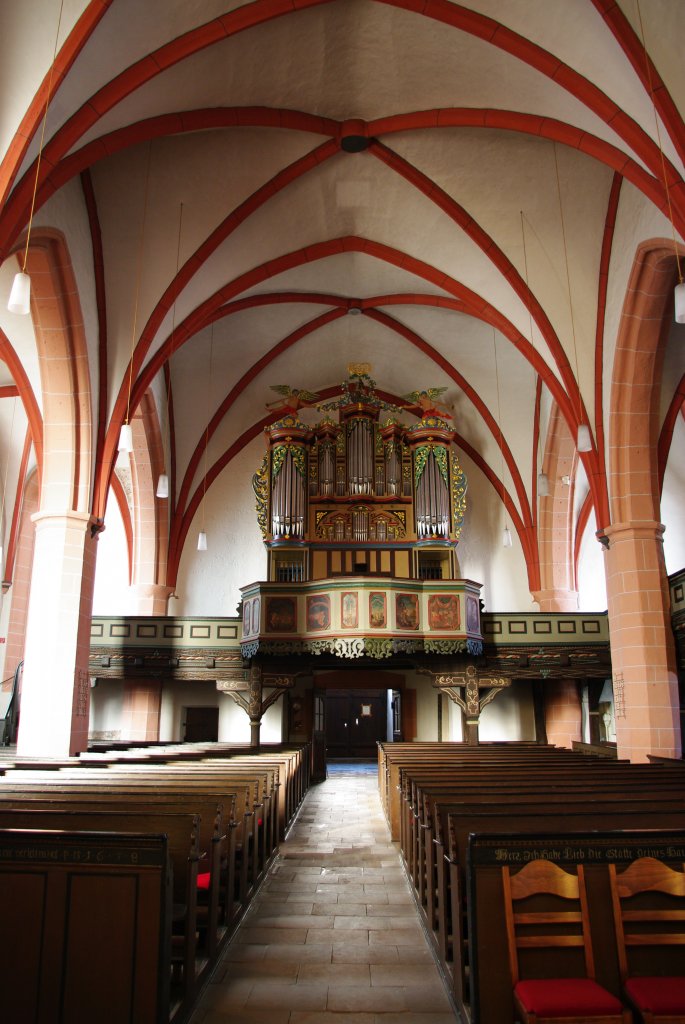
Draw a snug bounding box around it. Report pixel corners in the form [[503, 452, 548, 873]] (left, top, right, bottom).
[[244, 367, 483, 661]]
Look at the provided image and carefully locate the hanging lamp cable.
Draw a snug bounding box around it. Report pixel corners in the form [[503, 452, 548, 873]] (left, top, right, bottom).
[[122, 141, 153, 442], [492, 328, 511, 546], [199, 321, 215, 544], [157, 201, 185, 496], [520, 210, 548, 497], [21, 0, 65, 276], [553, 143, 591, 450]]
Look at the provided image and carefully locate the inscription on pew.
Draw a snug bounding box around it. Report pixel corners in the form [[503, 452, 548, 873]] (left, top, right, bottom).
[[0, 838, 166, 865], [468, 830, 685, 1024], [471, 834, 685, 865]]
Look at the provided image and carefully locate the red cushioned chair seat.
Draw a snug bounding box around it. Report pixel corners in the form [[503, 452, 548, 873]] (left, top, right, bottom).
[[625, 976, 685, 1014], [196, 871, 211, 890], [515, 978, 624, 1016]]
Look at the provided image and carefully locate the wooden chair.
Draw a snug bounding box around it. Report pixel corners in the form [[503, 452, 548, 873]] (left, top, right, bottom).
[[502, 859, 630, 1024], [609, 856, 685, 1023]]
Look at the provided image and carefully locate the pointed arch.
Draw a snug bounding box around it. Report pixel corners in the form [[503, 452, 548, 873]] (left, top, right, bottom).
[[128, 391, 169, 608], [608, 239, 678, 525], [24, 230, 92, 514], [535, 403, 578, 610]]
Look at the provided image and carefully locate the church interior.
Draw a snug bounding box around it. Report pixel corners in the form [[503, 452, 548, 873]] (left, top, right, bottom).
[[0, 1, 684, 1021]]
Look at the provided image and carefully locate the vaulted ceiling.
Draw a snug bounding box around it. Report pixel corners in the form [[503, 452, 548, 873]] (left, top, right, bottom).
[[0, 0, 684, 606]]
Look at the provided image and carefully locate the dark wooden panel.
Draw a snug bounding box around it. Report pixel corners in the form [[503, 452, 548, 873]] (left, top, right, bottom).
[[0, 870, 46, 1023]]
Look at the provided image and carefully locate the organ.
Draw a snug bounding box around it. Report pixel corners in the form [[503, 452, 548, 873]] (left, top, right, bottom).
[[253, 368, 468, 584], [246, 368, 482, 660]]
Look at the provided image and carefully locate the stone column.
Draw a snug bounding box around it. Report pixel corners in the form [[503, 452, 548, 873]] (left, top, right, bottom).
[[17, 511, 98, 757], [603, 521, 680, 761], [121, 679, 162, 741], [128, 583, 174, 615], [543, 679, 582, 749], [532, 589, 579, 613]]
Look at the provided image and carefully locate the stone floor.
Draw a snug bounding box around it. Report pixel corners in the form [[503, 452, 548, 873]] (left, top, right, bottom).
[[189, 760, 459, 1024]]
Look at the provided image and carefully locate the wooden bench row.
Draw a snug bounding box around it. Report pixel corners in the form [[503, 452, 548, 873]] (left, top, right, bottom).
[[378, 741, 685, 1023], [0, 741, 310, 1024]]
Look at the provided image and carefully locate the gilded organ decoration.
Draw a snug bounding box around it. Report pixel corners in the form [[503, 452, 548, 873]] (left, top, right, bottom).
[[255, 369, 468, 584]]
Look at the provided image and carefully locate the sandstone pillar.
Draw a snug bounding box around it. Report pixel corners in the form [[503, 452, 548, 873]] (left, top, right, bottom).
[[121, 679, 162, 741], [17, 511, 98, 757], [603, 521, 680, 761], [543, 678, 582, 749]]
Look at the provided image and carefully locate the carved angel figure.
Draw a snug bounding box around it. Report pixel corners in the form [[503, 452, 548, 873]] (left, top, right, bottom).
[[265, 385, 321, 414], [402, 387, 453, 419]]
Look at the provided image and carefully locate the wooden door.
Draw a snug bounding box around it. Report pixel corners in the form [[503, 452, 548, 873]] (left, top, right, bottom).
[[325, 690, 387, 757], [184, 706, 219, 742]]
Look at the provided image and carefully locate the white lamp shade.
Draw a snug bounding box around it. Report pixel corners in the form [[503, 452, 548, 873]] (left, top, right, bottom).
[[675, 282, 685, 324], [156, 473, 169, 498], [118, 423, 133, 453], [502, 526, 513, 548], [197, 530, 207, 551], [8, 271, 31, 315], [537, 471, 550, 497], [577, 423, 592, 452]]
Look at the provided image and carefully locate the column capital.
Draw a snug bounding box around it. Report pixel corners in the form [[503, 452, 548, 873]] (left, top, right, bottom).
[[128, 584, 174, 615], [31, 509, 94, 530], [601, 521, 666, 545], [531, 588, 579, 613]]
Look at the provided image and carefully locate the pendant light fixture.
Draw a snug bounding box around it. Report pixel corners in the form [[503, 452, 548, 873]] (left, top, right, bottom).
[[119, 142, 152, 454], [7, 0, 65, 316], [537, 471, 550, 497], [553, 144, 593, 453], [117, 423, 133, 453], [157, 202, 184, 501], [635, 0, 684, 323]]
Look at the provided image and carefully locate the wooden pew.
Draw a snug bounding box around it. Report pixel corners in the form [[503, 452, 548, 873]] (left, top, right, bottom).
[[0, 827, 172, 1024], [0, 805, 203, 1011], [0, 801, 229, 959], [0, 774, 257, 909], [376, 742, 685, 1022]]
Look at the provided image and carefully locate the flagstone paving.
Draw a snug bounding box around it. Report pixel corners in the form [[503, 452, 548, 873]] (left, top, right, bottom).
[[190, 760, 459, 1024]]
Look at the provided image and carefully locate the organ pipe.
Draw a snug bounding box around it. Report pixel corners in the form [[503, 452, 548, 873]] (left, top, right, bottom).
[[319, 441, 334, 495], [415, 449, 450, 538], [347, 418, 373, 495], [271, 449, 307, 538]]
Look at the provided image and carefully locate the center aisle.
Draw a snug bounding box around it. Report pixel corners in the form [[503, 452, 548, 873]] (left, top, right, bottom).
[[190, 761, 458, 1024]]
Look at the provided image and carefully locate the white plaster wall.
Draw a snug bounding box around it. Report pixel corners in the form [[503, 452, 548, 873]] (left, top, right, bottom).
[[662, 413, 685, 576], [92, 487, 132, 615], [218, 696, 250, 744], [411, 671, 439, 742], [155, 680, 284, 743], [455, 451, 534, 612], [174, 435, 267, 616], [446, 697, 464, 742], [215, 691, 282, 743], [89, 678, 125, 739], [479, 681, 536, 741], [577, 507, 608, 611]]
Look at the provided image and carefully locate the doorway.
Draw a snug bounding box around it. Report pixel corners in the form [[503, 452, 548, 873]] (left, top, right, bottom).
[[324, 689, 387, 758], [183, 706, 219, 742]]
